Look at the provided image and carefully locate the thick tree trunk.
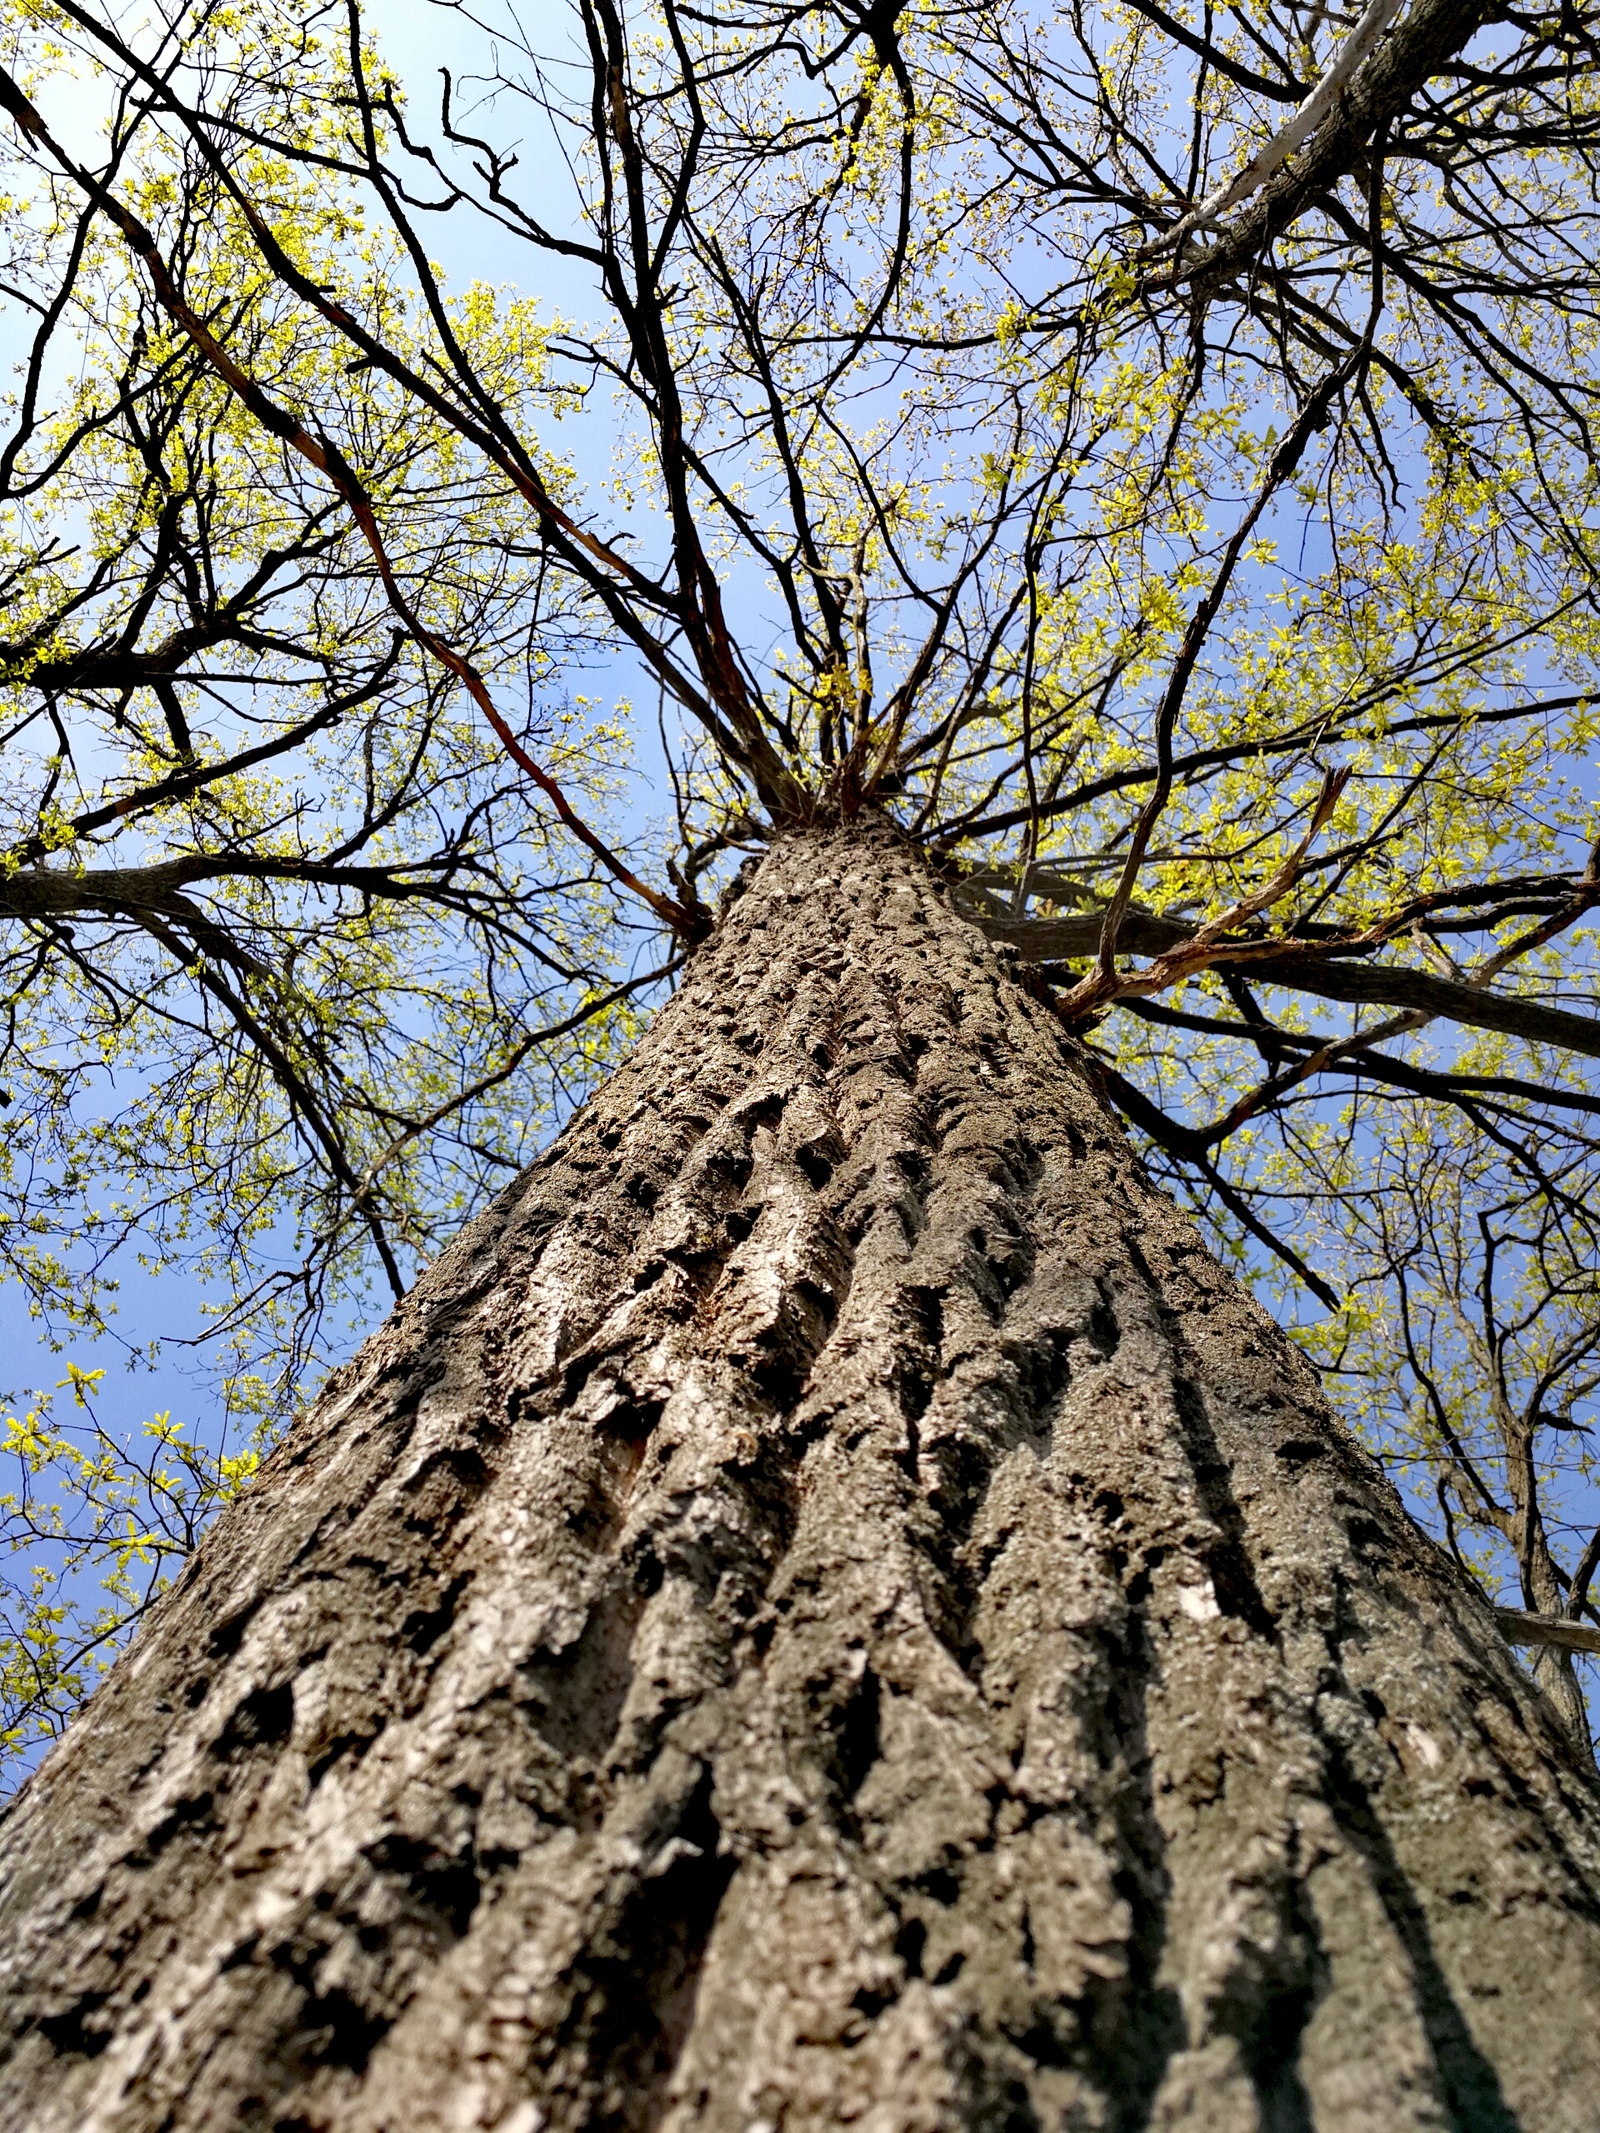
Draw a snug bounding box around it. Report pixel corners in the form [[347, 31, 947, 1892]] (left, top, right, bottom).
[[2, 822, 1598, 2132]]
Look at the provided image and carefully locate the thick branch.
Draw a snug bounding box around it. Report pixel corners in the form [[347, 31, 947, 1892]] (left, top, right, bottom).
[[1265, 953, 1600, 1062], [1497, 1608, 1600, 1658], [967, 909, 1600, 1060]]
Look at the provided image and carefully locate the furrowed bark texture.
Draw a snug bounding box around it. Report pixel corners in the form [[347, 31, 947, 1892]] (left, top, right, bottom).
[[2, 823, 1599, 2132]]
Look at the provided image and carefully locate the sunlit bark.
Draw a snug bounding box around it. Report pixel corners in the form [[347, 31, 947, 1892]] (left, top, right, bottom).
[[1, 824, 1597, 2130]]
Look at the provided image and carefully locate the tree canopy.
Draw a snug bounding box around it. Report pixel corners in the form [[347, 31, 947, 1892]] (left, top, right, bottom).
[[2, 0, 1599, 1766]]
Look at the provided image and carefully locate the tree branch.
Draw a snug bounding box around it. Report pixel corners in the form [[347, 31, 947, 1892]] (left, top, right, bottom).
[[1496, 1607, 1600, 1657]]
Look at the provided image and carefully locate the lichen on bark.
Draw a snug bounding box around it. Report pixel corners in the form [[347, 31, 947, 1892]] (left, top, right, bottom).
[[1, 823, 1597, 2132]]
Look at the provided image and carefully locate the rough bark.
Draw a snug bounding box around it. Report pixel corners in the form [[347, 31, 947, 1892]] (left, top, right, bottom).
[[1, 821, 1598, 2132]]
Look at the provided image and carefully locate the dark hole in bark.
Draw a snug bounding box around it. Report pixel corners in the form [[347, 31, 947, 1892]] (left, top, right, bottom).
[[962, 1220, 1033, 1323], [206, 1598, 262, 1660], [925, 1433, 995, 1539], [832, 1665, 881, 1822], [401, 1572, 472, 1657], [279, 1980, 390, 2075], [894, 1285, 943, 1417], [1345, 1517, 1389, 1560], [750, 1351, 810, 1408], [895, 1144, 932, 1186], [361, 1832, 481, 1939], [904, 1281, 944, 1347], [1275, 1440, 1327, 1469], [1047, 1603, 1188, 2126], [560, 1348, 607, 1402], [1088, 1288, 1120, 1359], [851, 1981, 896, 2018], [184, 1675, 210, 1708], [988, 2080, 1047, 2133], [1198, 1876, 1324, 2133], [998, 1239, 1035, 1302], [795, 1142, 835, 1189], [1095, 1951, 1186, 2131], [797, 1274, 841, 1327], [36, 1994, 111, 2059], [214, 1683, 295, 1758], [625, 1173, 659, 1211], [1202, 1540, 1279, 1638], [403, 1444, 490, 1495], [895, 1916, 928, 1978], [898, 1360, 936, 1423], [138, 1790, 217, 1863], [600, 1398, 664, 1460]]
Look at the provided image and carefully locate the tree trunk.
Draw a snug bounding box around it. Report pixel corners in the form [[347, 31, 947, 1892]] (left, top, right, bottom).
[[2, 821, 1598, 2133]]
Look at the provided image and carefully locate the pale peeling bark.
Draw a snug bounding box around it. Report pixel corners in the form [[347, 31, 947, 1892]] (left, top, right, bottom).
[[1, 822, 1598, 2133]]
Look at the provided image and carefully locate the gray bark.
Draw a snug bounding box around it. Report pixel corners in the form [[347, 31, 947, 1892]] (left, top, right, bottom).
[[1, 821, 1598, 2132]]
